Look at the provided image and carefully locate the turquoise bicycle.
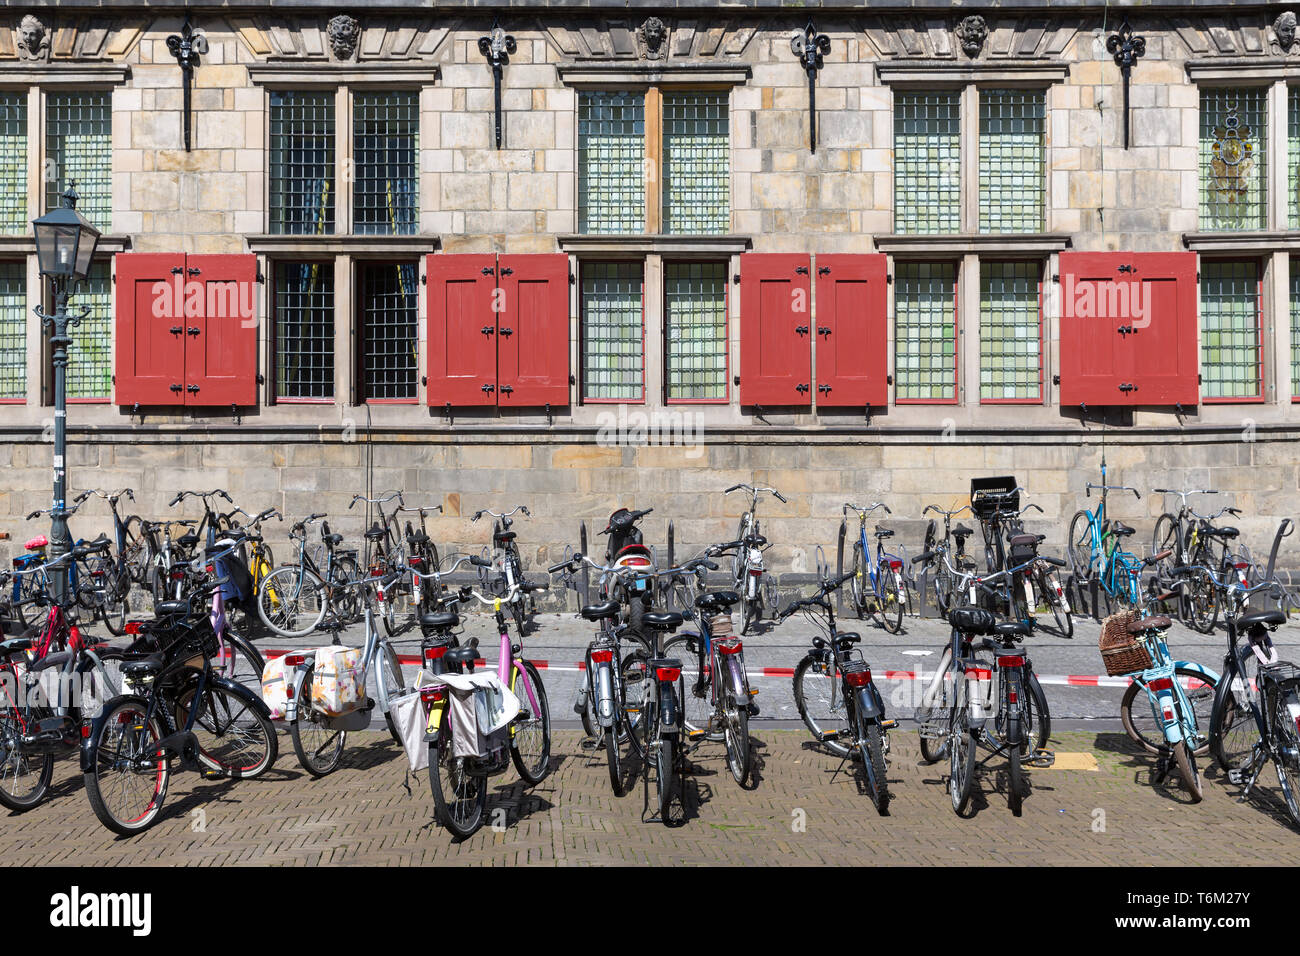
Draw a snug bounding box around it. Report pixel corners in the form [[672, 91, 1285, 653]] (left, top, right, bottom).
[[1067, 470, 1146, 610]]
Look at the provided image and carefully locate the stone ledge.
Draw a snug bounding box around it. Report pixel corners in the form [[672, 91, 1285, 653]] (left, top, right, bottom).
[[246, 234, 441, 255], [875, 59, 1069, 86], [1185, 59, 1300, 83], [875, 233, 1071, 256], [0, 63, 129, 86], [247, 63, 439, 87], [558, 233, 752, 256], [557, 62, 752, 88], [1183, 231, 1300, 252]]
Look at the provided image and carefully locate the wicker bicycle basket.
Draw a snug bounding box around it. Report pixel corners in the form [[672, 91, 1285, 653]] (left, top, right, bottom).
[[1098, 609, 1154, 677]]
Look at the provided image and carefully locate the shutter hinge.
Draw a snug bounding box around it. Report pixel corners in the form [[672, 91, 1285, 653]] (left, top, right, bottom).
[[420, 274, 427, 285], [733, 273, 740, 284], [545, 403, 553, 427], [256, 373, 265, 385], [231, 403, 241, 426], [1052, 374, 1060, 385], [886, 274, 892, 284], [1052, 273, 1060, 283], [256, 271, 265, 284]]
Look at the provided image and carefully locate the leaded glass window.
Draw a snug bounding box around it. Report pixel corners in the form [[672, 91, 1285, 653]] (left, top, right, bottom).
[[270, 91, 335, 235], [582, 262, 644, 401], [979, 90, 1045, 234], [65, 262, 111, 400], [0, 263, 24, 399], [46, 91, 110, 229], [1289, 89, 1300, 230], [662, 92, 729, 234], [895, 262, 957, 402], [1201, 88, 1266, 231], [275, 262, 334, 400], [894, 91, 961, 234], [980, 262, 1041, 401], [354, 91, 418, 236], [665, 262, 727, 401], [1291, 260, 1300, 398], [1200, 260, 1261, 400], [0, 94, 26, 233], [578, 92, 645, 234], [359, 262, 418, 401]]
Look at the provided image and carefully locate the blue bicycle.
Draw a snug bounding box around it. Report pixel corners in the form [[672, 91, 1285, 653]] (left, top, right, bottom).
[[1067, 472, 1146, 610], [844, 502, 906, 634]]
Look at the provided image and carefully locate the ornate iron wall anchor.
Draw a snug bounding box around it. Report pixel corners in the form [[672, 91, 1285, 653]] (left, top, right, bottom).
[[479, 20, 517, 150], [165, 15, 208, 151], [791, 20, 830, 153], [1106, 19, 1146, 149]]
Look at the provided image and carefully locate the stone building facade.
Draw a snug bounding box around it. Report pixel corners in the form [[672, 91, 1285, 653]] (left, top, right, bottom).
[[0, 2, 1298, 569]]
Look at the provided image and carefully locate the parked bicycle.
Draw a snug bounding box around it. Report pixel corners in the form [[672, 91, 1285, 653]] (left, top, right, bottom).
[[843, 501, 907, 633], [473, 505, 534, 636], [1068, 477, 1146, 611], [1177, 503, 1248, 634], [72, 488, 148, 635], [726, 484, 785, 634], [352, 491, 411, 634], [784, 569, 895, 814], [919, 504, 977, 615], [256, 513, 363, 638], [398, 501, 443, 615]]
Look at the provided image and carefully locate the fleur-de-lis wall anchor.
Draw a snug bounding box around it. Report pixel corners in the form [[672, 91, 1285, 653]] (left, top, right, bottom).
[[1106, 19, 1146, 150], [790, 20, 831, 154], [165, 13, 208, 152], [478, 20, 517, 150]]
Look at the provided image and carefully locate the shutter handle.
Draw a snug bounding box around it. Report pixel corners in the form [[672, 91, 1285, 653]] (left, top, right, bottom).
[[818, 266, 831, 276], [499, 327, 513, 337], [500, 384, 514, 394], [795, 325, 809, 336], [481, 267, 495, 276], [1118, 383, 1137, 393], [795, 383, 810, 394], [818, 384, 832, 393], [499, 267, 513, 276], [1117, 325, 1133, 336], [170, 325, 183, 335], [187, 327, 200, 336], [187, 384, 200, 394], [170, 383, 183, 393], [817, 326, 831, 336], [171, 267, 184, 275], [481, 326, 495, 335]]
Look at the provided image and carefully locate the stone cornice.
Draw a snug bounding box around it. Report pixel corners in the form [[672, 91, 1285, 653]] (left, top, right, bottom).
[[1183, 231, 1300, 251], [875, 59, 1069, 85], [556, 62, 752, 87], [875, 233, 1071, 256], [0, 62, 129, 85], [246, 62, 437, 86], [557, 234, 753, 256], [246, 234, 440, 255]]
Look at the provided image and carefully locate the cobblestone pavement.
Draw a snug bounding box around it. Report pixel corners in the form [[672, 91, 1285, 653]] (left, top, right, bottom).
[[5, 727, 1299, 866]]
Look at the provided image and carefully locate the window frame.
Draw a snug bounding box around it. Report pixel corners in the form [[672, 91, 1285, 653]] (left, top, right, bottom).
[[0, 258, 26, 404], [270, 257, 337, 405], [1199, 256, 1266, 405], [354, 258, 421, 406], [662, 258, 730, 405], [580, 258, 647, 405], [977, 258, 1045, 406], [892, 258, 961, 406]]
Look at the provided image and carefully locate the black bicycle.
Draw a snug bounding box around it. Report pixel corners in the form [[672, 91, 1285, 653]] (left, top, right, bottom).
[[785, 570, 895, 815]]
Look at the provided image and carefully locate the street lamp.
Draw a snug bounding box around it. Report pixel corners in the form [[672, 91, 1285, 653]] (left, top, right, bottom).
[[32, 182, 100, 604]]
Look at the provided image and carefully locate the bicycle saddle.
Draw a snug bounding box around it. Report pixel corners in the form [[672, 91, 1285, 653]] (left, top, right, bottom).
[[443, 640, 479, 667], [177, 532, 200, 548], [406, 530, 429, 546], [364, 524, 386, 541], [948, 606, 998, 634], [1238, 609, 1285, 630], [154, 601, 188, 617], [494, 531, 517, 543], [641, 611, 683, 632], [1206, 526, 1240, 539], [581, 601, 621, 621], [951, 525, 974, 538], [993, 621, 1032, 638], [0, 636, 32, 658], [873, 526, 894, 539], [1126, 614, 1172, 633], [835, 632, 862, 645], [750, 534, 768, 547], [121, 653, 165, 677], [420, 611, 459, 631], [695, 590, 740, 611], [1008, 533, 1043, 548], [1110, 522, 1136, 538], [324, 533, 343, 546]]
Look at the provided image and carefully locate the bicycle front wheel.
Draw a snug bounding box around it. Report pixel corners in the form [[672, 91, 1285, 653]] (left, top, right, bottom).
[[290, 664, 347, 777], [663, 635, 714, 738], [878, 563, 904, 634], [793, 655, 850, 756], [724, 697, 751, 787], [378, 642, 407, 743], [1067, 511, 1094, 579], [1271, 688, 1300, 828], [1209, 664, 1262, 773], [1152, 514, 1179, 583], [83, 697, 170, 836], [510, 660, 551, 785], [849, 543, 868, 619], [857, 713, 890, 815], [258, 566, 327, 638]]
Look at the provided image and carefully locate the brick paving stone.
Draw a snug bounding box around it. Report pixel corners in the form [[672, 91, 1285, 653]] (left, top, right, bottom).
[[2, 728, 1298, 866]]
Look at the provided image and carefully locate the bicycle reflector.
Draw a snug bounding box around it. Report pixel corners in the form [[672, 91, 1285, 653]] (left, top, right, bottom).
[[656, 665, 681, 682], [1149, 677, 1174, 691], [170, 570, 186, 581], [997, 656, 1024, 668], [420, 686, 446, 704], [717, 639, 743, 655], [283, 654, 306, 667], [124, 621, 142, 635], [889, 560, 903, 572], [424, 645, 447, 661], [590, 649, 614, 664], [844, 669, 873, 687], [205, 564, 215, 575]]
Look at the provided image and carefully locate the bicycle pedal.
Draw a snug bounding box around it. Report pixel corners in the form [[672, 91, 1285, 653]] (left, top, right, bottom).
[[199, 769, 227, 781], [686, 729, 707, 740], [1029, 749, 1055, 768], [1228, 769, 1246, 786], [579, 737, 600, 751], [880, 719, 898, 731]]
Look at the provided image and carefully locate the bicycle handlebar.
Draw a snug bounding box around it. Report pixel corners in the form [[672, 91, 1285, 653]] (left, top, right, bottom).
[[350, 492, 403, 509], [844, 501, 891, 517], [472, 505, 530, 521], [923, 504, 971, 519], [777, 571, 855, 619], [725, 485, 788, 504], [1087, 483, 1140, 500]]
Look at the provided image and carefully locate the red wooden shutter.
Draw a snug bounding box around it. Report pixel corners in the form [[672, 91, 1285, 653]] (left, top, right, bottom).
[[739, 253, 812, 406], [183, 254, 258, 406], [426, 254, 499, 406], [813, 254, 888, 407], [113, 252, 187, 406], [1058, 252, 1199, 407], [497, 254, 570, 406]]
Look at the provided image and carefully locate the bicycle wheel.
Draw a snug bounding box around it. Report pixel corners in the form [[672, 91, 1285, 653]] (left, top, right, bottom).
[[428, 715, 487, 839], [664, 635, 714, 739], [83, 697, 170, 836], [1008, 741, 1025, 816], [724, 694, 751, 786], [949, 708, 977, 815], [656, 732, 678, 824], [858, 713, 890, 815], [849, 543, 868, 619], [258, 565, 327, 638], [1151, 514, 1179, 583], [621, 646, 650, 760], [211, 629, 265, 692], [934, 561, 955, 616], [378, 641, 407, 743], [290, 664, 347, 777], [511, 598, 528, 641], [919, 663, 953, 764], [0, 709, 53, 811], [1271, 688, 1300, 828], [99, 565, 131, 636], [173, 682, 277, 779], [877, 562, 904, 634], [1040, 568, 1073, 638], [1209, 664, 1262, 773], [793, 654, 850, 756], [1172, 734, 1204, 802], [1182, 567, 1219, 634], [1067, 511, 1094, 579], [741, 597, 759, 636], [329, 556, 361, 624], [510, 660, 551, 785], [1121, 667, 1217, 756], [669, 573, 699, 622], [121, 517, 151, 585], [605, 718, 630, 797]]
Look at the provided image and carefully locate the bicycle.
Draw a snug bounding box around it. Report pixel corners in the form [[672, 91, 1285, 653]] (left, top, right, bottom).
[[784, 569, 895, 814], [80, 561, 278, 835], [1177, 504, 1247, 634], [221, 506, 282, 633], [397, 501, 443, 615], [139, 517, 201, 607], [843, 501, 907, 634], [1180, 566, 1300, 824], [280, 570, 409, 774], [1000, 508, 1073, 637], [0, 547, 126, 811], [725, 484, 786, 634], [256, 513, 363, 638], [473, 505, 534, 637], [351, 491, 411, 635], [168, 489, 235, 550], [422, 561, 551, 838], [550, 553, 654, 797], [919, 504, 977, 615], [72, 488, 148, 635], [1151, 487, 1218, 587], [1067, 478, 1145, 611]]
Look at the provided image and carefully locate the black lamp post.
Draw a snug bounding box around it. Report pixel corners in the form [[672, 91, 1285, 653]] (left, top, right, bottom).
[[32, 182, 100, 604]]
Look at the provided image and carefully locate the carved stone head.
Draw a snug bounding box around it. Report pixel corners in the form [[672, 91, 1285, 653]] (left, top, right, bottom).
[[955, 15, 988, 58], [16, 14, 50, 61], [1275, 11, 1298, 52], [326, 13, 361, 61], [639, 16, 667, 60]]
